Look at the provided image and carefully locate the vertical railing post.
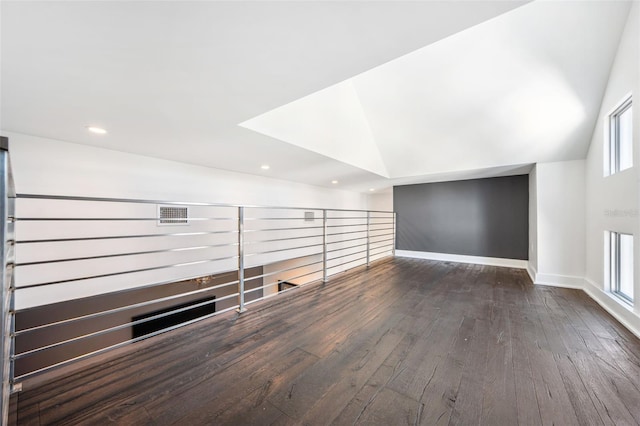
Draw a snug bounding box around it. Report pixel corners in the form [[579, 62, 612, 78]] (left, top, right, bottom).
[[366, 211, 371, 267], [322, 209, 328, 283], [237, 206, 246, 313], [392, 212, 396, 257], [0, 137, 15, 425]]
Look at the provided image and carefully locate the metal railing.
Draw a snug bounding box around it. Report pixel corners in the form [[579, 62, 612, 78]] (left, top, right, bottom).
[[6, 193, 395, 388], [1, 138, 14, 426]]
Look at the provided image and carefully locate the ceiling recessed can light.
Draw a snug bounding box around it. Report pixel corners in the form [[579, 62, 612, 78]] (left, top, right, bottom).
[[369, 188, 375, 192], [261, 164, 270, 170], [87, 126, 107, 135], [331, 180, 339, 184]]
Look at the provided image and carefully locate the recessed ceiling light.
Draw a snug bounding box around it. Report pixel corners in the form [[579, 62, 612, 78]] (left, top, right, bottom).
[[331, 180, 339, 184], [87, 126, 107, 135], [261, 164, 270, 170], [369, 188, 375, 192]]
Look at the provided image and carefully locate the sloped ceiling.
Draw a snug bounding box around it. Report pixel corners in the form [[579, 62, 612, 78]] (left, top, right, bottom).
[[242, 0, 631, 181], [0, 1, 632, 192]]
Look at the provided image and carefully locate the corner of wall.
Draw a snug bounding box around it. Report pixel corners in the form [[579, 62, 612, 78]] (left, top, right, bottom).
[[526, 262, 585, 289], [526, 261, 537, 284]]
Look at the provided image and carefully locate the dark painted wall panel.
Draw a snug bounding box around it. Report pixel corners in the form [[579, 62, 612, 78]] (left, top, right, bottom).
[[394, 175, 529, 260]]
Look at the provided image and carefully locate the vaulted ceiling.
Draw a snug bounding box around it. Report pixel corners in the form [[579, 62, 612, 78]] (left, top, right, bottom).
[[0, 1, 632, 192]]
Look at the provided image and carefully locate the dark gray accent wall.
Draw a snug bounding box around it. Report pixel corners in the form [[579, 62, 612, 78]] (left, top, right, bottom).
[[394, 175, 529, 260]]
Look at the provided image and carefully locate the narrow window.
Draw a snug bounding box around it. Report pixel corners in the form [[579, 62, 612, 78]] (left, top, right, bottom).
[[608, 231, 634, 304], [607, 96, 633, 175]]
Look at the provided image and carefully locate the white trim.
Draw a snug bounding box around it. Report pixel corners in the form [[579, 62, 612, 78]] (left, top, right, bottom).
[[526, 262, 537, 283], [524, 263, 584, 289], [395, 251, 640, 339], [395, 250, 527, 269], [583, 278, 640, 339], [533, 273, 584, 289]]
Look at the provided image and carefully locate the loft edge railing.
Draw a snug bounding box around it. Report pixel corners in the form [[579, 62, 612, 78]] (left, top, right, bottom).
[[5, 189, 396, 403]]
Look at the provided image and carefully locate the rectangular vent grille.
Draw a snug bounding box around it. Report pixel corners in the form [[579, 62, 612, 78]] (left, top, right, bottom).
[[158, 206, 189, 226]]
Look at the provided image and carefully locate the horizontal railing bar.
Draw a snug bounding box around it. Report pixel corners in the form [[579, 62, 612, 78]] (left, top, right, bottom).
[[15, 243, 239, 267], [245, 242, 323, 257], [326, 242, 367, 255], [371, 240, 394, 248], [16, 230, 238, 244], [14, 268, 240, 314], [246, 249, 324, 261], [327, 255, 368, 271], [326, 248, 368, 262], [244, 283, 302, 305], [368, 232, 395, 240], [14, 291, 240, 360], [244, 268, 323, 295], [14, 278, 240, 336], [371, 238, 395, 249], [369, 222, 395, 226], [326, 216, 367, 220], [326, 229, 367, 238], [15, 255, 239, 290], [369, 229, 394, 235], [16, 217, 234, 222], [370, 236, 395, 244], [244, 226, 324, 233], [244, 234, 323, 245], [15, 194, 393, 214], [369, 245, 394, 256], [13, 303, 241, 382], [327, 213, 391, 218], [243, 259, 324, 282], [15, 193, 244, 207], [326, 235, 367, 246], [243, 217, 319, 221], [326, 223, 367, 229], [369, 240, 395, 249]]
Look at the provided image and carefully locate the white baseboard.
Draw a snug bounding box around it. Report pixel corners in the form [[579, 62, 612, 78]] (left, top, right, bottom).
[[526, 263, 537, 283], [533, 273, 584, 289], [395, 250, 527, 269], [583, 278, 640, 339], [396, 251, 640, 339], [525, 263, 584, 289]]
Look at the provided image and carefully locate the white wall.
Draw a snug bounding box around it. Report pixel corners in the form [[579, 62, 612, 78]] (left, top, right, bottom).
[[368, 188, 393, 211], [3, 132, 381, 309], [583, 2, 640, 336], [532, 160, 586, 288], [5, 132, 371, 209]]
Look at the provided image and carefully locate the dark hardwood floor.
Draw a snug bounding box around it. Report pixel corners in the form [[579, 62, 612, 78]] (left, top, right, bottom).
[[11, 257, 640, 425]]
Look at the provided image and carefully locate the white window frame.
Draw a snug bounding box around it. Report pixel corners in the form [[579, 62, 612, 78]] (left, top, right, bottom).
[[607, 231, 634, 305], [606, 95, 633, 176]]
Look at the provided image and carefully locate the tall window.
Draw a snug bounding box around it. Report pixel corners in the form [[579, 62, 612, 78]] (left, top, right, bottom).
[[607, 231, 634, 304], [607, 96, 633, 175]]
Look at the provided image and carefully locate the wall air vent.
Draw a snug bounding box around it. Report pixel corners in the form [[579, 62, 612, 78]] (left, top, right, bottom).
[[304, 211, 315, 222], [157, 205, 189, 226]]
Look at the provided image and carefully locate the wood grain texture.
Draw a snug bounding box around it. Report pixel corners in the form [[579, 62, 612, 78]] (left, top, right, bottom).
[[11, 258, 640, 425]]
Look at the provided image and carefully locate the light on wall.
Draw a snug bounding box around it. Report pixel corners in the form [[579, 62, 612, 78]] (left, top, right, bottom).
[[261, 164, 270, 170], [87, 126, 107, 135]]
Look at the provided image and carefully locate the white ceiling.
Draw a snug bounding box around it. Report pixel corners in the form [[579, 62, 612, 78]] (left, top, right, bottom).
[[0, 1, 631, 192]]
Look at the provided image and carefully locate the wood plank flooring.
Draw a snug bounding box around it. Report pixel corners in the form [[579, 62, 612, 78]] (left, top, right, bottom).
[[11, 258, 640, 425]]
